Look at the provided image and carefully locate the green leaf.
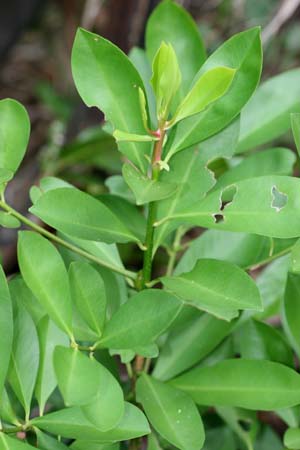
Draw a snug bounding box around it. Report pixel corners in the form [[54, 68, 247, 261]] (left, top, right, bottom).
[[113, 130, 155, 143], [169, 176, 300, 238], [146, 0, 206, 97], [53, 347, 124, 431], [153, 311, 235, 380], [17, 231, 73, 338], [166, 27, 262, 156], [162, 259, 262, 320], [71, 28, 151, 172], [147, 434, 162, 450], [0, 388, 19, 425], [31, 402, 150, 441], [202, 427, 235, 450], [35, 429, 69, 450], [291, 113, 300, 156], [171, 66, 236, 126], [30, 188, 138, 245], [99, 289, 182, 349], [0, 434, 36, 450], [283, 272, 300, 357], [291, 239, 300, 274], [69, 262, 106, 337], [0, 212, 21, 229], [216, 407, 256, 450], [0, 99, 30, 174], [237, 69, 300, 153], [123, 163, 177, 205], [0, 266, 13, 397], [8, 302, 39, 419], [35, 317, 69, 415], [0, 168, 13, 184], [71, 442, 118, 450], [136, 374, 205, 450], [9, 276, 45, 326], [151, 42, 181, 120], [284, 428, 300, 449], [105, 175, 135, 203], [170, 359, 300, 410]]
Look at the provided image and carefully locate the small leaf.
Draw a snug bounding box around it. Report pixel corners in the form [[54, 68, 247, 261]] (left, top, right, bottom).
[[69, 262, 106, 337], [17, 231, 73, 337], [137, 374, 205, 450], [284, 427, 300, 449], [99, 289, 182, 349], [0, 212, 21, 229], [291, 112, 300, 156], [170, 359, 300, 410], [30, 188, 139, 244], [171, 66, 236, 126], [0, 99, 30, 174], [123, 163, 177, 205], [138, 86, 150, 131], [162, 259, 262, 320], [0, 265, 13, 397], [113, 130, 156, 142]]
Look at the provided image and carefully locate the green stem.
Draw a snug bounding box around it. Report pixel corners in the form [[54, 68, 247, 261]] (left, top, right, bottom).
[[0, 425, 26, 434], [0, 200, 136, 282], [165, 226, 185, 276]]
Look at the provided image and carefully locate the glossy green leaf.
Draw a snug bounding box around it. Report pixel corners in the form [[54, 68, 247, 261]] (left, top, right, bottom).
[[136, 374, 205, 450], [31, 402, 150, 441], [35, 317, 69, 415], [0, 212, 20, 229], [216, 407, 257, 450], [0, 388, 19, 425], [166, 27, 262, 156], [170, 359, 300, 410], [113, 130, 155, 142], [8, 302, 39, 419], [154, 312, 235, 380], [99, 289, 182, 349], [30, 188, 138, 245], [0, 434, 36, 450], [71, 28, 151, 172], [291, 113, 300, 156], [35, 429, 69, 450], [237, 69, 300, 153], [0, 98, 30, 174], [71, 442, 118, 450], [17, 231, 73, 337], [284, 427, 300, 449], [283, 272, 300, 357], [0, 266, 13, 397], [162, 259, 262, 320], [202, 427, 236, 450], [171, 66, 236, 126], [146, 0, 206, 97], [53, 346, 124, 431], [123, 163, 177, 205], [69, 262, 106, 337]]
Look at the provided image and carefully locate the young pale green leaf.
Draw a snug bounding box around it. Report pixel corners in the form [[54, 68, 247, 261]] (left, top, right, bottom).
[[122, 163, 177, 205], [71, 442, 118, 450], [291, 113, 300, 156], [171, 66, 236, 126], [162, 259, 262, 320], [282, 272, 300, 357], [284, 428, 300, 449], [151, 41, 181, 120], [237, 69, 300, 153], [153, 312, 235, 380], [0, 99, 30, 174], [31, 402, 150, 441], [0, 434, 36, 450], [30, 188, 139, 245], [8, 302, 39, 419], [168, 176, 300, 238], [165, 27, 262, 156], [170, 359, 300, 410], [0, 212, 20, 229], [35, 317, 69, 415], [35, 428, 69, 450], [99, 289, 182, 349], [146, 0, 206, 97], [0, 265, 13, 397], [113, 130, 156, 143], [71, 28, 151, 172], [53, 346, 124, 431], [69, 262, 106, 337], [17, 231, 73, 338], [136, 374, 205, 450]]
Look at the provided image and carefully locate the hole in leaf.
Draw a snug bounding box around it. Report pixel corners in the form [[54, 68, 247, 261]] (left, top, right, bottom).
[[271, 185, 288, 212], [238, 419, 252, 432], [213, 213, 224, 223], [220, 185, 237, 209]]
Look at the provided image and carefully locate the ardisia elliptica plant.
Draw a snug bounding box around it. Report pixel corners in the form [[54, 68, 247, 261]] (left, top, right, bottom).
[[2, 1, 300, 449]]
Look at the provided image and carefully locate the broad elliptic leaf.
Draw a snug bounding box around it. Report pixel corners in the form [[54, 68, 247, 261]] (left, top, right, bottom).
[[53, 346, 124, 431], [0, 433, 36, 450], [284, 427, 300, 449], [35, 428, 69, 450], [8, 302, 39, 419], [71, 28, 151, 172], [123, 163, 177, 205], [0, 265, 13, 397], [162, 259, 262, 320], [291, 112, 300, 156], [35, 317, 69, 415], [31, 402, 150, 442], [146, 0, 206, 97], [30, 188, 138, 244], [169, 176, 300, 238], [71, 442, 118, 450], [0, 98, 30, 174], [99, 289, 182, 349], [170, 359, 300, 410], [282, 272, 300, 357], [0, 212, 20, 229], [17, 231, 73, 338], [69, 261, 106, 337], [165, 27, 262, 156], [237, 69, 300, 153], [137, 374, 204, 450]]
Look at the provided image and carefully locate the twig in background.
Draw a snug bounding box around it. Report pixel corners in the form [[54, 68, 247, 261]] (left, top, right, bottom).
[[262, 0, 300, 45]]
